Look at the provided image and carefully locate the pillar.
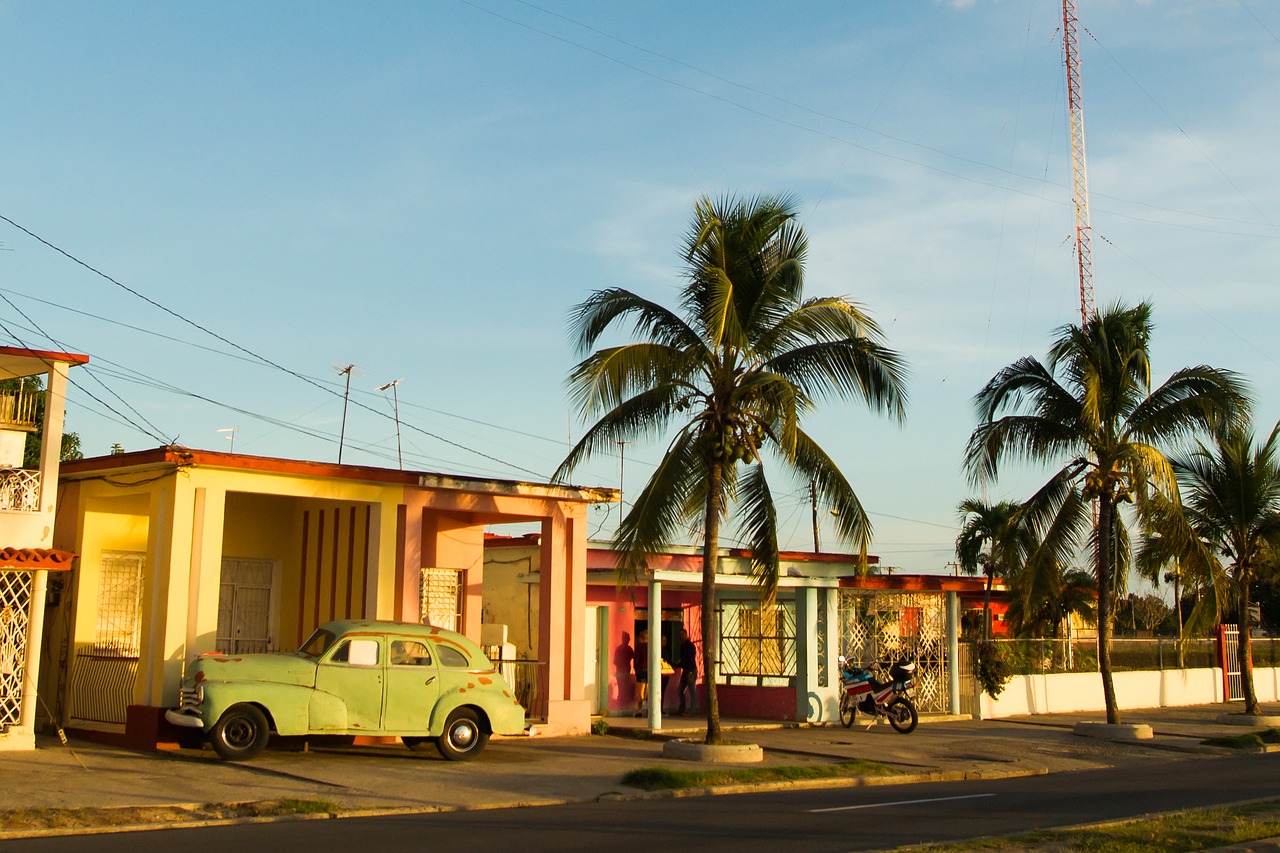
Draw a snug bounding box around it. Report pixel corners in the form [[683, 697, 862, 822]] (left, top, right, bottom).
[[946, 590, 962, 716], [647, 578, 661, 729]]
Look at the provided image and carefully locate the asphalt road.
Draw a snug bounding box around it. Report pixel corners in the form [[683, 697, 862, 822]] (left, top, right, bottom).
[[5, 752, 1278, 853]]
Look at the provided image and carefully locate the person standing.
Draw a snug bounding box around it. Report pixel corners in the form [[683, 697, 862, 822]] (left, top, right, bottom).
[[633, 629, 649, 716], [677, 628, 698, 715]]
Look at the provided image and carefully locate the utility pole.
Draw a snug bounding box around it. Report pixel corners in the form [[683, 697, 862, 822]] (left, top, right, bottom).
[[337, 364, 354, 464], [810, 480, 820, 553], [617, 440, 626, 535]]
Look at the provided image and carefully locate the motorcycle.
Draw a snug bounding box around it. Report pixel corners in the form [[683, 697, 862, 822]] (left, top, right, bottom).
[[838, 657, 919, 734]]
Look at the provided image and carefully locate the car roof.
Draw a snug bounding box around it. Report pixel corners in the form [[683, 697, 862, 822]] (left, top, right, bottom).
[[318, 619, 480, 650]]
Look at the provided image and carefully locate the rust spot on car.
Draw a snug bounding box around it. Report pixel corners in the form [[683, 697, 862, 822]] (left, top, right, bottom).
[[478, 677, 492, 685]]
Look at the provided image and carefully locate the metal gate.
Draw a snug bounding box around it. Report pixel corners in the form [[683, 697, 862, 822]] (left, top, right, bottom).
[[1220, 624, 1243, 701], [837, 589, 949, 713], [0, 571, 32, 728]]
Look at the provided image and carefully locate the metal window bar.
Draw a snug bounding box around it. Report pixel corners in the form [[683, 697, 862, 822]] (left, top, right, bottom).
[[718, 600, 796, 678], [94, 552, 145, 657], [0, 469, 41, 512], [420, 568, 465, 632], [0, 571, 33, 726]]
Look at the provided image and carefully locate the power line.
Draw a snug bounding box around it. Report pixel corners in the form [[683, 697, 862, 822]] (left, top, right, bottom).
[[0, 213, 548, 479]]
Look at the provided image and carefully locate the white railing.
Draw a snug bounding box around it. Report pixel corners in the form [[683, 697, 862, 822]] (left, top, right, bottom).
[[0, 469, 41, 512]]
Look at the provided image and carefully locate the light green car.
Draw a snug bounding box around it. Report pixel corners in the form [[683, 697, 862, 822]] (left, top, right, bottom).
[[165, 620, 527, 761]]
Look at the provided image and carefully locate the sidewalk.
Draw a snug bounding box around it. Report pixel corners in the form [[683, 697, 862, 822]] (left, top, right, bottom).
[[0, 703, 1274, 838]]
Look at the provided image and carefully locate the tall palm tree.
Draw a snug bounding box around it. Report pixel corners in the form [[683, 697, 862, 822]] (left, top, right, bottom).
[[554, 194, 908, 743], [964, 302, 1246, 724], [955, 498, 1026, 642], [1139, 421, 1280, 716]]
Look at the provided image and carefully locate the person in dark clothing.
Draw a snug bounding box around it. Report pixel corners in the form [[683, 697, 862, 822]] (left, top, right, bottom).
[[677, 628, 698, 715]]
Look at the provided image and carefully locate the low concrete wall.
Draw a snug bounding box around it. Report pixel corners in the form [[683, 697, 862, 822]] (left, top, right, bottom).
[[978, 666, 1280, 718]]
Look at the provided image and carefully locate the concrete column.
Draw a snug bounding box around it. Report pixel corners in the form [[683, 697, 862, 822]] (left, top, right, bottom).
[[648, 578, 661, 730], [795, 587, 819, 723], [947, 591, 961, 716], [538, 507, 590, 735]]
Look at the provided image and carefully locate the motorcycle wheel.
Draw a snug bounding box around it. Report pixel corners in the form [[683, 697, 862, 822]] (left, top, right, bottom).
[[886, 698, 918, 734], [839, 693, 855, 728]]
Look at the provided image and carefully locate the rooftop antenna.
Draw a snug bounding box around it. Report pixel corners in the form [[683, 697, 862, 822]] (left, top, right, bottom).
[[377, 379, 403, 470], [216, 427, 238, 453], [335, 363, 357, 464]]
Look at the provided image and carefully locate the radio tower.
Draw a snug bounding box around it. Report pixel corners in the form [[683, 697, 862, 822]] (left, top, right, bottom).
[[1063, 0, 1095, 325]]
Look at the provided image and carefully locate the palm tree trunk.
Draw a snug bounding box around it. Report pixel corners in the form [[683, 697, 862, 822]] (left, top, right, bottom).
[[701, 460, 724, 745], [1096, 495, 1121, 725], [1240, 568, 1259, 716]]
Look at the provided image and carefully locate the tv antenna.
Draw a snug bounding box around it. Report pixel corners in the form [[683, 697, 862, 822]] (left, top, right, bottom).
[[333, 363, 362, 463], [377, 379, 403, 469]]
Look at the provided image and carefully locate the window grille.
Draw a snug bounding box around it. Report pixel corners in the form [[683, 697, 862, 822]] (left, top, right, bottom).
[[94, 551, 145, 657], [719, 599, 796, 679], [420, 568, 465, 632], [0, 571, 32, 725]]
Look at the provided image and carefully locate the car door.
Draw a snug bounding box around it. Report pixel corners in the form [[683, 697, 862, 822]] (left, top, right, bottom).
[[382, 637, 442, 733], [310, 636, 384, 731]]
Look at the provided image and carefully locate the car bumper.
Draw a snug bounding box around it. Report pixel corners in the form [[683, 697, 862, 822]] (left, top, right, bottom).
[[164, 708, 205, 729]]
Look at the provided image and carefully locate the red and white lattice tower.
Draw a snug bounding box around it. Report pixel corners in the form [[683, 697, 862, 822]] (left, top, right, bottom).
[[1063, 0, 1095, 325]]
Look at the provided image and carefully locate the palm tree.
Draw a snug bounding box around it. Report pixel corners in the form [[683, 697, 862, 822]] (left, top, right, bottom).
[[1139, 421, 1280, 716], [955, 498, 1025, 642], [554, 193, 908, 743], [1006, 563, 1096, 641], [964, 302, 1246, 724]]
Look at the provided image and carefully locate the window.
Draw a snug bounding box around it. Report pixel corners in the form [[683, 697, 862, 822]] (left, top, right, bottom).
[[436, 645, 470, 668], [391, 640, 433, 666], [94, 551, 145, 657], [719, 599, 796, 682], [419, 567, 465, 631], [328, 638, 379, 667]]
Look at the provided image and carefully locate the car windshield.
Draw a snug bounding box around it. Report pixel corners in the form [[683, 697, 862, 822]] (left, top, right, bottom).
[[297, 628, 337, 659]]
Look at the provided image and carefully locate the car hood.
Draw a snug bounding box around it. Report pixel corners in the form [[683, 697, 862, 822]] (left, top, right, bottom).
[[191, 651, 317, 688]]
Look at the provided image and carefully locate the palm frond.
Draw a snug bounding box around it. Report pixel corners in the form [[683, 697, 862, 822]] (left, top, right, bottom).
[[737, 462, 782, 602]]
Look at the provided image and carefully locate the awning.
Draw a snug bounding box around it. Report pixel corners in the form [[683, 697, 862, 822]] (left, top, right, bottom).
[[0, 547, 76, 571]]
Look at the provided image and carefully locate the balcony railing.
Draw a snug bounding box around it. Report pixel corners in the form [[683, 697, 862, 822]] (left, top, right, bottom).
[[0, 390, 39, 431], [0, 469, 41, 512]]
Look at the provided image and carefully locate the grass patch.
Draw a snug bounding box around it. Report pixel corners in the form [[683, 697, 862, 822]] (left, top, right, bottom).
[[913, 799, 1280, 852], [1203, 728, 1280, 749], [622, 759, 896, 790], [0, 799, 340, 831]]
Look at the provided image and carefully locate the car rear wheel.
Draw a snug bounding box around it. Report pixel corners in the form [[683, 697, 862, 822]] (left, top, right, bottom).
[[435, 708, 489, 761], [210, 703, 270, 761]]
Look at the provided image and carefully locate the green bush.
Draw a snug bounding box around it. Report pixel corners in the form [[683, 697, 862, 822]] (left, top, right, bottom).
[[976, 642, 1013, 698]]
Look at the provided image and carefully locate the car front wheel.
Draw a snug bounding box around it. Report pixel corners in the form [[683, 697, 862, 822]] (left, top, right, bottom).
[[210, 703, 270, 760], [435, 708, 489, 761]]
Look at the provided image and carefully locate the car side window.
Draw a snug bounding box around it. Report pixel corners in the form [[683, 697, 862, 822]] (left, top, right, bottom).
[[328, 638, 380, 667], [390, 640, 433, 666], [435, 644, 471, 668]]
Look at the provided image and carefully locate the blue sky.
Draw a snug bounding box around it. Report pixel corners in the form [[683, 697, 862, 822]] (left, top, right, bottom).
[[3, 1, 1278, 575]]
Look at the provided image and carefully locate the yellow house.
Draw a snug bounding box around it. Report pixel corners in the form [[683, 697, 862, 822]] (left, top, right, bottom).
[[50, 446, 615, 748], [0, 346, 86, 752]]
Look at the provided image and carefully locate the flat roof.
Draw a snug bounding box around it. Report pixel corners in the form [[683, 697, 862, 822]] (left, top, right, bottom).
[[0, 346, 90, 380], [59, 445, 619, 503]]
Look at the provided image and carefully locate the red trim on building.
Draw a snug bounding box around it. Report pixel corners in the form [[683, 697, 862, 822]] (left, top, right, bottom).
[[0, 547, 76, 570]]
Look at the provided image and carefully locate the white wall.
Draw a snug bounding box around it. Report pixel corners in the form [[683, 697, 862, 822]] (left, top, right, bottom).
[[976, 666, 1280, 718]]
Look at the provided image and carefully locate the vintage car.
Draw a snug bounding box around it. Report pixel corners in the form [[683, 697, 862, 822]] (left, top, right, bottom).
[[165, 620, 526, 761]]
